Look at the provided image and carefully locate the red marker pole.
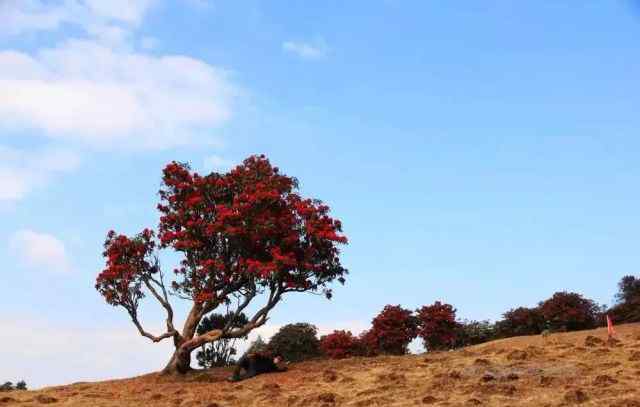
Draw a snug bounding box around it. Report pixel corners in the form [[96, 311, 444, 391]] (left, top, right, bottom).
[[606, 314, 616, 339]]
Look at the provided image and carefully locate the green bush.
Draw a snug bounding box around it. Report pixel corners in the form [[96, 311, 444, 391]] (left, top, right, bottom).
[[495, 307, 545, 338], [0, 381, 27, 392], [454, 320, 496, 347], [610, 275, 640, 323], [241, 335, 269, 358], [268, 323, 322, 362]]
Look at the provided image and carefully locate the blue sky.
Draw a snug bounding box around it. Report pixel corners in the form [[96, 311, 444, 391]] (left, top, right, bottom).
[[1, 0, 640, 388]]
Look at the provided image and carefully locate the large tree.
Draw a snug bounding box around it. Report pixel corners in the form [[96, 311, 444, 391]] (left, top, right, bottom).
[[95, 155, 348, 374]]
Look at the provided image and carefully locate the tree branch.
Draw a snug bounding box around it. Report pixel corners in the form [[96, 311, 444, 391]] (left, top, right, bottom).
[[127, 309, 178, 343], [142, 272, 177, 334], [223, 286, 256, 333], [247, 284, 283, 326], [181, 284, 283, 352]]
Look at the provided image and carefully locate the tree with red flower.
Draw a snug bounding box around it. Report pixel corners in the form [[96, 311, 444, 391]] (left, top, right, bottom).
[[416, 301, 458, 351], [366, 305, 418, 355], [95, 155, 348, 374], [319, 330, 360, 359]]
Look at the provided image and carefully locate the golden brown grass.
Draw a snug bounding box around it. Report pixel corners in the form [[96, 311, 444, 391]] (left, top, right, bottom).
[[4, 323, 640, 406]]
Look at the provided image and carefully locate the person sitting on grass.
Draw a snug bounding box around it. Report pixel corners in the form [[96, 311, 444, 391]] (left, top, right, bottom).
[[228, 350, 288, 382]]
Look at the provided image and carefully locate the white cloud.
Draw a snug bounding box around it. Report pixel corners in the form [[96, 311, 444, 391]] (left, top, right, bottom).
[[0, 146, 80, 201], [9, 229, 73, 273], [0, 317, 173, 389], [0, 0, 155, 36], [203, 154, 234, 173], [0, 40, 236, 149], [282, 38, 328, 60], [0, 0, 237, 150], [0, 315, 390, 389], [139, 36, 158, 50]]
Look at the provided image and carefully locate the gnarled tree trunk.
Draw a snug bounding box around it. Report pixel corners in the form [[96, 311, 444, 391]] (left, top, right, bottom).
[[162, 346, 193, 375]]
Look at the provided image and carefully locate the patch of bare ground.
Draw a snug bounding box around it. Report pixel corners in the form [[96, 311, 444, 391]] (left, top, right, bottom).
[[8, 323, 640, 406]]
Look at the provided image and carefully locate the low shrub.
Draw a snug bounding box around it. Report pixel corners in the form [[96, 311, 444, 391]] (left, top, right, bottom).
[[495, 307, 545, 338], [367, 305, 419, 355], [241, 335, 269, 359], [0, 381, 27, 392], [454, 320, 496, 347], [320, 330, 360, 359], [416, 301, 458, 351], [268, 323, 322, 362], [538, 291, 601, 332]]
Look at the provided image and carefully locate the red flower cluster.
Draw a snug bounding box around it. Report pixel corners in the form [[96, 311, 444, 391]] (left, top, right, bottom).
[[95, 229, 156, 308], [366, 305, 419, 355], [154, 155, 347, 303], [319, 330, 360, 359], [320, 305, 419, 359], [416, 301, 458, 351], [97, 155, 347, 307]]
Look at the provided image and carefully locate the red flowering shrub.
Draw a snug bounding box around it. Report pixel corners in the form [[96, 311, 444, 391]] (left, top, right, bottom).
[[95, 155, 348, 374], [320, 330, 360, 359], [495, 307, 545, 338], [357, 329, 379, 357], [416, 301, 458, 351], [538, 292, 601, 332], [366, 305, 419, 355]]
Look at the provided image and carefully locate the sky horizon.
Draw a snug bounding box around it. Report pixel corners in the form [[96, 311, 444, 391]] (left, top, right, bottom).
[[2, 0, 640, 389]]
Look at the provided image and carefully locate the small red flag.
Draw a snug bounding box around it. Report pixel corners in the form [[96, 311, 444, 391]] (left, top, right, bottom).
[[606, 314, 616, 338]]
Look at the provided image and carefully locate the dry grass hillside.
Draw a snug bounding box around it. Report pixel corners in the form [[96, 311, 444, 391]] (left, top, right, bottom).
[[3, 323, 640, 406]]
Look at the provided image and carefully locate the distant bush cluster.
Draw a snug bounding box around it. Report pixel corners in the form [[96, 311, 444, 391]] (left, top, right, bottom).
[[0, 381, 27, 392], [495, 291, 605, 338], [319, 277, 640, 358], [192, 275, 640, 367]]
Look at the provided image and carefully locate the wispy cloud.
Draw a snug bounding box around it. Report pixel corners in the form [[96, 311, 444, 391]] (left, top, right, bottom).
[[0, 316, 173, 388], [0, 146, 80, 201], [9, 229, 73, 273], [0, 0, 155, 36], [282, 38, 329, 60], [0, 317, 374, 389], [0, 44, 236, 149], [203, 154, 234, 173]]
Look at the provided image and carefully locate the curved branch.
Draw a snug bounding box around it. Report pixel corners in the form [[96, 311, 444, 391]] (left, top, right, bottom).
[[223, 286, 256, 333], [143, 274, 176, 334], [248, 284, 283, 326], [181, 328, 224, 350], [127, 309, 178, 343], [182, 284, 283, 352]]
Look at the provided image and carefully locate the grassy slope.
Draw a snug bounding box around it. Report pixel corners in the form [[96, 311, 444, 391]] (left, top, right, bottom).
[[3, 323, 640, 406]]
